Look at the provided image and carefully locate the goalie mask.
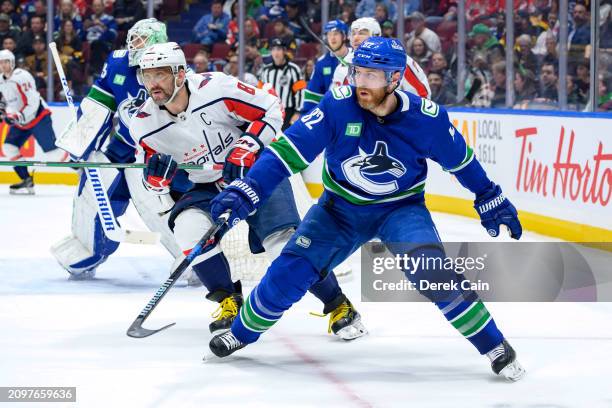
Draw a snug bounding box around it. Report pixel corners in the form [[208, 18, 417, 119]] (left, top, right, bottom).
[[127, 18, 168, 67]]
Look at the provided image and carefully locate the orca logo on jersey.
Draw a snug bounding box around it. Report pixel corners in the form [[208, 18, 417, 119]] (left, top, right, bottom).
[[341, 141, 407, 195], [118, 88, 149, 130]]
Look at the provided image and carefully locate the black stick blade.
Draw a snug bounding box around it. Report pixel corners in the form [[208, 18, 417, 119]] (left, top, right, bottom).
[[126, 318, 176, 338]]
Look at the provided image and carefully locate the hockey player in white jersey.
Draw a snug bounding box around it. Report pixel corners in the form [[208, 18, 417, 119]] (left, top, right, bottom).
[[0, 49, 67, 194], [130, 42, 366, 337], [50, 19, 198, 283], [331, 17, 431, 98]]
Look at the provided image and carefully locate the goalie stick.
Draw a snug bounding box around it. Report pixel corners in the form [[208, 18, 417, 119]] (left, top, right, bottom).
[[126, 211, 231, 338], [48, 42, 159, 245]]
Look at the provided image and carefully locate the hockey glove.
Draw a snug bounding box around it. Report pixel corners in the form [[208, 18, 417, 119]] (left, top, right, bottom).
[[210, 178, 261, 227], [5, 111, 26, 126], [474, 184, 522, 240], [143, 153, 177, 193], [223, 133, 264, 183]]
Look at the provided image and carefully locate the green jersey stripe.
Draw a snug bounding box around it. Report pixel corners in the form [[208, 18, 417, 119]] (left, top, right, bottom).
[[304, 90, 323, 103], [447, 145, 475, 173], [268, 135, 310, 173], [88, 86, 117, 112]]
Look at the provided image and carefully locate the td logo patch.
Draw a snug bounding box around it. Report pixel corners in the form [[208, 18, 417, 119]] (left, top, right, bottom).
[[296, 235, 311, 248], [113, 74, 126, 86], [345, 122, 362, 137], [323, 67, 332, 75]]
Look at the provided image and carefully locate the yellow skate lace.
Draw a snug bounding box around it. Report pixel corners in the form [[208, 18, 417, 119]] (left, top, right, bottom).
[[309, 302, 351, 334], [211, 296, 239, 320]]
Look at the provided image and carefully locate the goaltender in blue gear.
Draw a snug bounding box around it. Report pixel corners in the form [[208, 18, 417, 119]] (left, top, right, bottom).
[[208, 37, 525, 381]]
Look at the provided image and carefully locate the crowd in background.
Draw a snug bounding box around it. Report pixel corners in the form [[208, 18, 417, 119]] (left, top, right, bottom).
[[2, 0, 610, 111]]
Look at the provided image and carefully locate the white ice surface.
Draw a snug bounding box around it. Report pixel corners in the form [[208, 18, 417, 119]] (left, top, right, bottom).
[[1, 185, 611, 408]]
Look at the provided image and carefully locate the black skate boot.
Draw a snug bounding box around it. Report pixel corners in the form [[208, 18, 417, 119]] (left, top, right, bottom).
[[324, 296, 367, 340], [9, 176, 34, 195], [207, 281, 243, 334], [208, 330, 247, 358], [487, 339, 526, 381]]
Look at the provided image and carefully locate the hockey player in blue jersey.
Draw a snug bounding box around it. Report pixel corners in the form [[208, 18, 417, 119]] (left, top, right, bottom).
[[301, 19, 349, 113], [207, 37, 526, 381], [50, 19, 192, 281]]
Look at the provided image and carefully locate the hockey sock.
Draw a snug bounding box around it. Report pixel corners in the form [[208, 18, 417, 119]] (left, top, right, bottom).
[[309, 271, 345, 313], [436, 297, 504, 354], [232, 254, 321, 343], [397, 244, 504, 354], [14, 166, 30, 180], [191, 251, 235, 295]]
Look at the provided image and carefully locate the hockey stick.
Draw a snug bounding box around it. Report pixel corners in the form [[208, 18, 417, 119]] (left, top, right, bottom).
[[0, 160, 206, 170], [48, 42, 158, 246], [126, 211, 231, 338]]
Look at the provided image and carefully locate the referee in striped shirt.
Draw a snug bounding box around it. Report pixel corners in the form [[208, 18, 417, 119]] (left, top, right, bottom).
[[258, 38, 306, 130]]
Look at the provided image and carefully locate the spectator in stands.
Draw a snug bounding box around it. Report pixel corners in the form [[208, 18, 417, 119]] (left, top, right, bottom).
[[490, 61, 506, 107], [374, 3, 390, 25], [223, 52, 258, 85], [25, 34, 51, 89], [21, 0, 46, 25], [381, 20, 394, 38], [540, 32, 559, 66], [515, 10, 536, 37], [1, 0, 20, 27], [84, 0, 117, 76], [339, 2, 357, 25], [598, 74, 612, 110], [534, 11, 558, 55], [192, 50, 212, 74], [468, 23, 501, 55], [193, 0, 230, 48], [465, 53, 493, 107], [423, 0, 457, 24], [54, 0, 83, 38], [267, 18, 297, 58], [227, 3, 259, 47], [537, 62, 558, 102], [445, 31, 459, 75], [254, 0, 286, 25], [566, 74, 587, 108], [569, 3, 590, 46], [303, 58, 315, 81], [428, 71, 456, 105], [55, 19, 85, 96], [0, 13, 20, 46], [245, 39, 264, 74], [430, 52, 455, 90], [356, 0, 396, 23], [513, 68, 538, 107], [16, 15, 45, 57], [404, 0, 423, 17], [285, 0, 309, 42], [405, 11, 441, 53], [573, 59, 590, 100], [113, 0, 146, 31], [515, 34, 538, 74], [409, 37, 432, 69], [2, 35, 16, 53]]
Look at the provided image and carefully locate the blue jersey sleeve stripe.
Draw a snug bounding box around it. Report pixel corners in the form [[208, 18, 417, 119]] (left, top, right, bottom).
[[447, 145, 475, 173]]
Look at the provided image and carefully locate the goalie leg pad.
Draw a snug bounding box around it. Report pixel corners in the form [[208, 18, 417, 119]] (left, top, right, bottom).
[[51, 152, 130, 274], [173, 207, 234, 294]]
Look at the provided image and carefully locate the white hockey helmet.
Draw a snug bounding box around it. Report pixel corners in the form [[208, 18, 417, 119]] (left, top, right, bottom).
[[0, 49, 15, 70], [350, 17, 382, 37], [138, 42, 187, 104], [126, 18, 168, 67]]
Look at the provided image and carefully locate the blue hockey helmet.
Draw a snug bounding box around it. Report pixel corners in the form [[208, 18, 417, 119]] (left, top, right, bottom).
[[323, 19, 348, 35], [349, 37, 406, 88]]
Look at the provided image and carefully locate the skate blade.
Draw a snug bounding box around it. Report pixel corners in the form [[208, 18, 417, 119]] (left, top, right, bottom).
[[336, 320, 368, 341], [9, 188, 35, 195], [499, 360, 526, 382]]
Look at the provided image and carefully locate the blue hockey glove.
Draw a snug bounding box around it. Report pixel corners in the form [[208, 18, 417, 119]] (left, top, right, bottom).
[[210, 178, 261, 227], [143, 153, 177, 193], [474, 184, 522, 240], [223, 133, 264, 183]]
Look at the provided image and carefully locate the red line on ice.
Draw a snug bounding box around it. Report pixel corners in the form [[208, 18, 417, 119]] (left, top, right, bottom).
[[277, 334, 373, 408]]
